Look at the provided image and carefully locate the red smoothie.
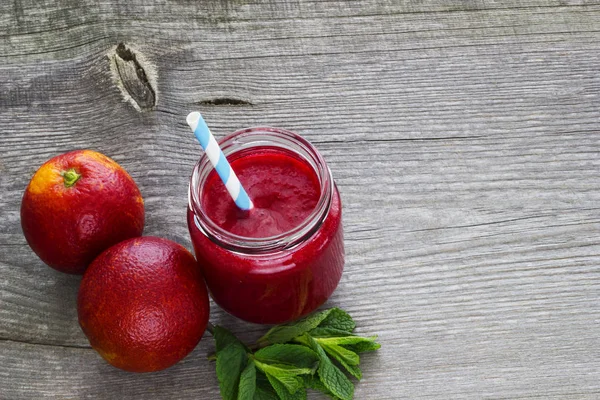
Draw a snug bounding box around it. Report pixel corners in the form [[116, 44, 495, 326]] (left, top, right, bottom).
[[187, 127, 344, 324], [202, 149, 321, 238]]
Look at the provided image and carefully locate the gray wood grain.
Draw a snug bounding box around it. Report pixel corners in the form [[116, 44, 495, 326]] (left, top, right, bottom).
[[2, 0, 600, 398]]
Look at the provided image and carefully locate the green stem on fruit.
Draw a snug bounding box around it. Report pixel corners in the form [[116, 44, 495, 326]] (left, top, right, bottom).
[[62, 169, 81, 188]]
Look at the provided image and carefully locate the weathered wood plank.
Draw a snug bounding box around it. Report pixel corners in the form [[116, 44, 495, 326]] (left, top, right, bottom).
[[1, 0, 600, 398]]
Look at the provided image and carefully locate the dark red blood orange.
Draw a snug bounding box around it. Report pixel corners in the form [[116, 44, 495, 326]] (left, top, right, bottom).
[[21, 150, 144, 274], [77, 237, 210, 372]]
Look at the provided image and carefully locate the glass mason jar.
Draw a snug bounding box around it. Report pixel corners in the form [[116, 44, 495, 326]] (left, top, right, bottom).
[[187, 127, 344, 324]]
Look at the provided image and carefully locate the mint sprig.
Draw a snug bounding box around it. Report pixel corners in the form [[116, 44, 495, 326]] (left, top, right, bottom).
[[255, 371, 279, 399], [254, 344, 319, 369], [213, 326, 250, 400], [238, 360, 257, 400], [211, 308, 380, 400]]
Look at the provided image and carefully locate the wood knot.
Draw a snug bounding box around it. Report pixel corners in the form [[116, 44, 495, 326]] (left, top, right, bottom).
[[110, 43, 157, 111]]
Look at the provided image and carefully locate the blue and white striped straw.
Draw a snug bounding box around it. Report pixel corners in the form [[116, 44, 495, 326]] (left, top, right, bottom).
[[186, 112, 254, 211]]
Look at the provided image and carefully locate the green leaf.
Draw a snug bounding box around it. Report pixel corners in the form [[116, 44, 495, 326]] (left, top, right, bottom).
[[316, 335, 379, 347], [266, 373, 307, 400], [217, 344, 248, 400], [254, 372, 279, 400], [309, 328, 381, 353], [302, 375, 337, 399], [214, 326, 249, 400], [238, 359, 257, 400], [295, 334, 354, 400], [318, 336, 380, 379], [253, 386, 279, 400], [254, 344, 319, 370], [212, 308, 379, 400], [320, 343, 362, 380], [318, 308, 355, 332], [335, 358, 362, 380], [319, 342, 359, 366], [342, 340, 381, 354], [214, 325, 249, 352], [270, 373, 303, 395], [256, 370, 271, 386], [320, 335, 381, 354], [254, 360, 313, 385], [309, 327, 354, 338], [257, 308, 336, 346]]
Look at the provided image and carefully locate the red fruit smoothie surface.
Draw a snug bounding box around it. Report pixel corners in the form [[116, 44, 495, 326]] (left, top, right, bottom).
[[188, 147, 344, 324]]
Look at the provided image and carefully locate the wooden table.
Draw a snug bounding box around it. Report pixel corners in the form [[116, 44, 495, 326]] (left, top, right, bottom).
[[2, 1, 599, 399]]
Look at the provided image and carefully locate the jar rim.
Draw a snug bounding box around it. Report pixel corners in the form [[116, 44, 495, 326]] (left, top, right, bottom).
[[188, 127, 333, 253]]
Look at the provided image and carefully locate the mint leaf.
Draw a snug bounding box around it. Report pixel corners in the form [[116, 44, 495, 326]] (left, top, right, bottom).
[[256, 370, 271, 386], [309, 327, 354, 338], [319, 342, 359, 366], [319, 343, 362, 380], [254, 371, 279, 400], [238, 359, 256, 400], [295, 334, 354, 400], [254, 344, 319, 370], [214, 326, 249, 400], [217, 344, 248, 400], [253, 386, 279, 400], [257, 309, 336, 346], [212, 308, 380, 400], [302, 375, 337, 399], [316, 336, 379, 347], [266, 373, 307, 400], [254, 360, 314, 382], [316, 336, 380, 379], [318, 308, 355, 332], [214, 325, 249, 352], [342, 340, 381, 354], [255, 359, 314, 396], [317, 335, 381, 355], [268, 372, 303, 395], [333, 357, 362, 380]]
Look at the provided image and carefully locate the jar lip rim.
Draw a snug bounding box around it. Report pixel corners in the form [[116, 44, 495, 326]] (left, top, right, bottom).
[[189, 126, 333, 253]]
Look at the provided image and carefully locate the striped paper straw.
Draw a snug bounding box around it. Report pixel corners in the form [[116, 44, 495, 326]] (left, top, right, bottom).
[[186, 112, 254, 211]]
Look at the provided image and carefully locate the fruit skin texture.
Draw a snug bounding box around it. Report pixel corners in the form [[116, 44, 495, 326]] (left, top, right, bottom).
[[20, 150, 144, 274], [77, 236, 210, 373]]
